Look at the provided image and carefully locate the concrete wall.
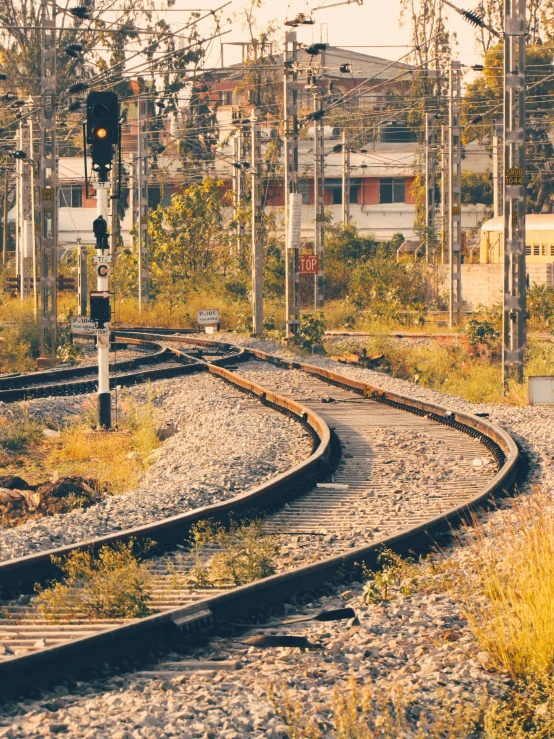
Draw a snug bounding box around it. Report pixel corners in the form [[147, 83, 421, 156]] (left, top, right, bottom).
[[437, 263, 554, 309]]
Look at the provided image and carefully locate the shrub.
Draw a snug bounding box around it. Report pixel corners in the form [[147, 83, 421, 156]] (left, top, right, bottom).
[[294, 312, 326, 351], [35, 540, 153, 621], [527, 284, 554, 330], [189, 519, 279, 587]]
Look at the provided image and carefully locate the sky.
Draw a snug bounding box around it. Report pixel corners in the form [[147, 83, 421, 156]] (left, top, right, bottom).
[[163, 0, 486, 69]]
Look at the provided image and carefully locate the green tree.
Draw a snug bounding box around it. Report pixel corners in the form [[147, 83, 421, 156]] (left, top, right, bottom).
[[324, 223, 378, 300], [464, 44, 554, 212], [462, 171, 493, 206], [350, 246, 429, 324], [146, 177, 232, 305]]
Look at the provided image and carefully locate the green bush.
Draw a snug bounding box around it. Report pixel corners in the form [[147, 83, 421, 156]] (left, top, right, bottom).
[[527, 284, 554, 330], [189, 519, 279, 587], [35, 540, 153, 621], [294, 312, 327, 351]]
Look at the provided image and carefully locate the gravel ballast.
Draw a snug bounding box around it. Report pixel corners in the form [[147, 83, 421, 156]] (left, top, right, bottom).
[[0, 371, 314, 562], [0, 335, 552, 736]]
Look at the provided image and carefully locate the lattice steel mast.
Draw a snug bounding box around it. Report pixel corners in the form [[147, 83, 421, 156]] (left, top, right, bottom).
[[38, 0, 58, 364], [503, 0, 527, 386]]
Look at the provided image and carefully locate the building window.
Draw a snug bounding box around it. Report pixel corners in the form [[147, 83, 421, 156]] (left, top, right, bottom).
[[219, 91, 233, 106], [298, 181, 310, 205], [59, 185, 82, 208], [526, 244, 532, 255], [350, 178, 361, 205], [542, 243, 548, 255], [551, 244, 554, 256], [379, 178, 405, 204], [534, 244, 540, 256]]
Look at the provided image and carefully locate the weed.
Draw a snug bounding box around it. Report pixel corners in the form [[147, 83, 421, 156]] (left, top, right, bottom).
[[35, 539, 153, 621], [446, 489, 554, 682], [0, 408, 42, 453], [361, 548, 419, 604], [47, 397, 160, 495], [188, 519, 279, 587], [267, 675, 484, 738], [294, 312, 327, 352]]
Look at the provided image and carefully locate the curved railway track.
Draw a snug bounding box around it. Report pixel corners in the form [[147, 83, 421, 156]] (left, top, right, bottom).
[[0, 330, 519, 699]]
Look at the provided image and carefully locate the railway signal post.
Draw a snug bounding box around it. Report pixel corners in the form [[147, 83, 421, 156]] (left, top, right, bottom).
[[86, 91, 119, 428]]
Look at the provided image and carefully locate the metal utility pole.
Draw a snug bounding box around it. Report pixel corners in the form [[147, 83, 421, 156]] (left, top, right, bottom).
[[38, 0, 58, 365], [251, 114, 263, 335], [137, 100, 150, 309], [284, 31, 300, 336], [342, 131, 350, 224], [232, 127, 246, 257], [2, 164, 8, 264], [16, 121, 22, 283], [425, 113, 437, 262], [313, 89, 325, 310], [503, 0, 527, 387], [29, 106, 38, 318], [448, 61, 463, 327], [440, 125, 449, 265], [20, 118, 33, 300], [493, 120, 503, 218], [110, 164, 118, 258]]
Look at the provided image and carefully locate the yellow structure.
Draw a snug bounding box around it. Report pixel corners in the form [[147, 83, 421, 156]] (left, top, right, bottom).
[[480, 215, 554, 263]]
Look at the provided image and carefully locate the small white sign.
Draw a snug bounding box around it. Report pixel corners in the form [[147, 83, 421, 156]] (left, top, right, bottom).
[[93, 255, 112, 264], [197, 309, 219, 326], [529, 376, 554, 406], [94, 328, 110, 337], [71, 316, 95, 334]]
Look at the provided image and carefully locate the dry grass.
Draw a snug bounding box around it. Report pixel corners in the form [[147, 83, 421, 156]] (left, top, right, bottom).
[[46, 397, 160, 494], [0, 396, 160, 497], [448, 489, 554, 682], [267, 675, 483, 738]]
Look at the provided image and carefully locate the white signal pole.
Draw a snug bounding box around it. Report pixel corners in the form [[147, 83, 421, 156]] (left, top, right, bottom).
[[95, 181, 111, 427], [502, 0, 527, 387]]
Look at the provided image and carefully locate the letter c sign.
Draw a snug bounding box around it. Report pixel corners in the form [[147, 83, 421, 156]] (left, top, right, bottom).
[[97, 264, 109, 278]]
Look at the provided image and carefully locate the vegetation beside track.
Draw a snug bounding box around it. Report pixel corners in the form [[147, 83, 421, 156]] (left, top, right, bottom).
[[0, 394, 160, 526], [35, 540, 154, 621]]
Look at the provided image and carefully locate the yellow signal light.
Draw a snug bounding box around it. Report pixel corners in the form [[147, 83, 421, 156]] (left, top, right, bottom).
[[94, 126, 108, 140]]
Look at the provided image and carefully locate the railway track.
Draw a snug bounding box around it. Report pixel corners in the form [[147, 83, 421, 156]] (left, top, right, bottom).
[[0, 331, 518, 699], [0, 335, 241, 403]]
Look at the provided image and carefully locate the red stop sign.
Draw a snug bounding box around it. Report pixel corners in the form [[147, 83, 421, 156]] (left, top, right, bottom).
[[299, 254, 319, 275]]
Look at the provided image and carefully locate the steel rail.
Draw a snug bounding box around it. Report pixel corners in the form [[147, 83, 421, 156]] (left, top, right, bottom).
[[0, 333, 518, 698]]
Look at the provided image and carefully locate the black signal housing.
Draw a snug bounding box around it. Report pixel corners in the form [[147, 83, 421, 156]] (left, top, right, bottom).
[[86, 91, 119, 171]]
